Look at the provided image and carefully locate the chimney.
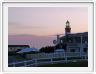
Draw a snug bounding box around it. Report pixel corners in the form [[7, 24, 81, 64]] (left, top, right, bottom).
[[57, 35, 60, 44]]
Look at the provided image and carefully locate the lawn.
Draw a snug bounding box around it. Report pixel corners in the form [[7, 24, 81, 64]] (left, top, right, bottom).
[[38, 61, 88, 67]]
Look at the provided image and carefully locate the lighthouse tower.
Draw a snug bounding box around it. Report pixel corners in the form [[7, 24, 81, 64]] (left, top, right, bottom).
[[65, 20, 71, 35]]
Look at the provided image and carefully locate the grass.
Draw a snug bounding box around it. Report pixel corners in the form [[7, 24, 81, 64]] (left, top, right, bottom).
[[15, 56, 26, 60], [38, 61, 88, 67]]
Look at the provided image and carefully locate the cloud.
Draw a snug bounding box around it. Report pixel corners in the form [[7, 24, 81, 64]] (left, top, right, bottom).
[[8, 22, 46, 29]]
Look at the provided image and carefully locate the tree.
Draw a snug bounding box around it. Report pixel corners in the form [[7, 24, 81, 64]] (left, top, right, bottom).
[[40, 46, 55, 53]]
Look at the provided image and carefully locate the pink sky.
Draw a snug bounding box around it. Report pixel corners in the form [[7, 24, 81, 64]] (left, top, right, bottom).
[[8, 7, 88, 36]]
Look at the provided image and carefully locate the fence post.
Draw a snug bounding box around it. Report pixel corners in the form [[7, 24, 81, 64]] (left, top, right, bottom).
[[35, 59, 37, 66], [13, 62, 15, 67], [65, 56, 67, 63], [51, 58, 53, 64], [24, 61, 27, 67], [84, 56, 86, 60], [85, 55, 87, 60]]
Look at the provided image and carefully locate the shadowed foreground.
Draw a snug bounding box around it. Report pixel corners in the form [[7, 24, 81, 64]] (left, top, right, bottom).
[[38, 61, 88, 67]]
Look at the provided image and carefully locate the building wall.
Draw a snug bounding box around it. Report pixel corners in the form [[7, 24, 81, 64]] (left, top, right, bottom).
[[8, 47, 29, 52]]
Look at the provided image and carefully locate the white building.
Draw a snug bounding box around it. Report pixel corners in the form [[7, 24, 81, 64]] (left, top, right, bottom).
[[8, 45, 30, 52], [55, 20, 88, 53]]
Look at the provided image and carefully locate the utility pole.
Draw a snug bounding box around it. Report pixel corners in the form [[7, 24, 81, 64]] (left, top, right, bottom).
[[80, 34, 83, 57]]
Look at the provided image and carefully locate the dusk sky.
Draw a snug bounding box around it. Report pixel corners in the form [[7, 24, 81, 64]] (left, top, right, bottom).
[[8, 7, 88, 36], [8, 7, 88, 49]]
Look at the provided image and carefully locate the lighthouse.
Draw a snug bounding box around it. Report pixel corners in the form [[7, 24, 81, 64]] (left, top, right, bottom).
[[65, 20, 71, 35]]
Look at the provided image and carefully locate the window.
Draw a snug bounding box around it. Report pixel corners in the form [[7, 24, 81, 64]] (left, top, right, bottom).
[[70, 49, 75, 52], [78, 49, 80, 52], [60, 40, 63, 43], [83, 48, 87, 52]]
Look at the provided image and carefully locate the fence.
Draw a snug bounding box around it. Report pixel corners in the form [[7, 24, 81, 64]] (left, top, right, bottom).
[[26, 52, 81, 59], [8, 52, 88, 67]]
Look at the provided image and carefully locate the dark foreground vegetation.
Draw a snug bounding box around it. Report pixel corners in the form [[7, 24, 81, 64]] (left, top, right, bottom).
[[38, 61, 88, 67]]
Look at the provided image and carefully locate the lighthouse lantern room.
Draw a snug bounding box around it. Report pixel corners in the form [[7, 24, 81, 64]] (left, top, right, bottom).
[[65, 20, 71, 35]]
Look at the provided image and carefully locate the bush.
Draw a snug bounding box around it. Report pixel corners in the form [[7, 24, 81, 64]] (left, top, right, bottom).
[[40, 46, 55, 53]]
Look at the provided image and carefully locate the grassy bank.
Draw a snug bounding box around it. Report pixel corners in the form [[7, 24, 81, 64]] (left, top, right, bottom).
[[38, 61, 88, 67]]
